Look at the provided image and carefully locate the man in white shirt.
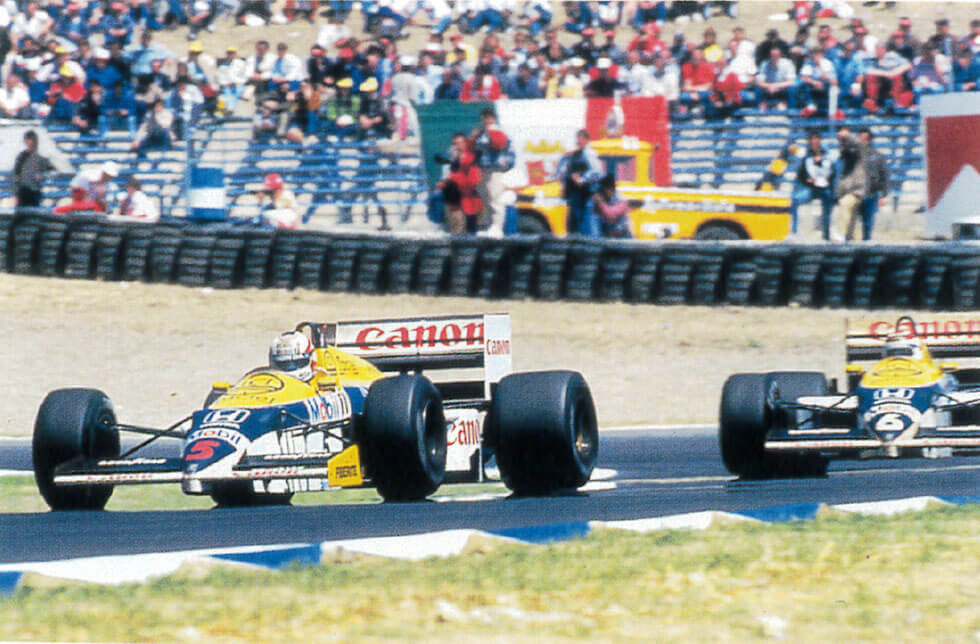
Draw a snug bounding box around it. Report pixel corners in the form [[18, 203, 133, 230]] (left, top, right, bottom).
[[756, 47, 798, 110], [245, 40, 274, 95], [621, 48, 651, 96], [269, 42, 303, 87], [0, 74, 30, 118], [644, 52, 679, 102], [799, 47, 837, 116], [217, 45, 248, 115]]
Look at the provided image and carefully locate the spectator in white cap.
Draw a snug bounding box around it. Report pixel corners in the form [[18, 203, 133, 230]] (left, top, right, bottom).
[[388, 54, 422, 104], [86, 47, 123, 92], [72, 161, 121, 213], [586, 57, 623, 97]]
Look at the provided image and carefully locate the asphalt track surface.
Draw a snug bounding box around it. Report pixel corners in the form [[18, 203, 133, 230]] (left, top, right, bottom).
[[2, 427, 980, 563]]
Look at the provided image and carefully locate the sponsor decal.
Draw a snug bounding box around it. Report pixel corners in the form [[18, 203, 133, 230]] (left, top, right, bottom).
[[96, 458, 168, 466], [185, 439, 224, 462], [864, 317, 980, 342], [872, 388, 915, 402], [229, 373, 286, 396], [448, 417, 481, 446], [485, 339, 511, 356], [187, 426, 246, 447], [328, 445, 362, 487], [352, 321, 484, 352], [57, 472, 181, 483], [200, 409, 251, 430]]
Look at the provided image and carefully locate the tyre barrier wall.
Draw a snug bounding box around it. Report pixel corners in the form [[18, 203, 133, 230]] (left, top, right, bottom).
[[2, 212, 980, 310]]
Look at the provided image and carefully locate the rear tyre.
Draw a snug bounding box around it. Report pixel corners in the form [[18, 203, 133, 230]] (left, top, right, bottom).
[[362, 374, 447, 501], [491, 370, 598, 496], [210, 481, 293, 507], [517, 211, 550, 235], [33, 388, 120, 510]]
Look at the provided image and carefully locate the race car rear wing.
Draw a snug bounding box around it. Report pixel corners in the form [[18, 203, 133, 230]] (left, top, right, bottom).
[[846, 314, 980, 362], [300, 313, 513, 399]]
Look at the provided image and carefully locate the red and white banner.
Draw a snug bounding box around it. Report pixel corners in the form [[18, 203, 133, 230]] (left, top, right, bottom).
[[495, 97, 671, 188], [922, 93, 980, 237]]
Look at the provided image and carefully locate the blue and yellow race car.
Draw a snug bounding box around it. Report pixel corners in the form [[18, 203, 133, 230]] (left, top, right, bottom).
[[32, 314, 598, 509], [720, 315, 980, 479]]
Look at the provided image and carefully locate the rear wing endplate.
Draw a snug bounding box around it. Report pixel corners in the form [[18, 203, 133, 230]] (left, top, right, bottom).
[[302, 314, 512, 399], [846, 314, 980, 362]]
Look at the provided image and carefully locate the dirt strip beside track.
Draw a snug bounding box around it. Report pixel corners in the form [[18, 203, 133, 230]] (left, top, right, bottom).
[[0, 274, 868, 435]]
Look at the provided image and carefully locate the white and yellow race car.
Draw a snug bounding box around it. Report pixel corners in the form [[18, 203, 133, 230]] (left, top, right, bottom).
[[32, 314, 598, 509], [720, 314, 980, 479]]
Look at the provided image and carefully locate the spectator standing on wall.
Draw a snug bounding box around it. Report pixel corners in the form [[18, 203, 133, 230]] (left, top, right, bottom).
[[790, 130, 834, 239], [557, 128, 603, 238], [859, 128, 888, 241], [472, 107, 513, 236], [12, 129, 53, 209], [835, 126, 869, 242]]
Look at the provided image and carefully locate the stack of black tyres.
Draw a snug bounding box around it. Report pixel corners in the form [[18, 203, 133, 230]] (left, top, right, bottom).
[[447, 236, 482, 297], [0, 212, 15, 273], [94, 220, 129, 280], [948, 244, 980, 310], [36, 215, 70, 277], [818, 245, 855, 308], [240, 228, 276, 288], [11, 214, 44, 275], [473, 240, 508, 299], [787, 246, 824, 307], [850, 246, 887, 309], [627, 246, 661, 303], [689, 243, 725, 305], [502, 236, 538, 299], [656, 245, 700, 305], [416, 238, 452, 295], [356, 236, 391, 294], [209, 228, 247, 289], [176, 225, 219, 287], [535, 238, 569, 301], [917, 245, 953, 310], [755, 244, 790, 305], [722, 243, 759, 305], [386, 238, 421, 294], [595, 239, 636, 302], [324, 234, 362, 292], [63, 216, 102, 279], [564, 238, 603, 301], [147, 223, 183, 283], [294, 232, 331, 291], [879, 245, 920, 309]]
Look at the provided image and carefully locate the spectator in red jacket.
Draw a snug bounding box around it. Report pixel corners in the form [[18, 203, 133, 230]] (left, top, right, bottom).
[[680, 46, 717, 116], [460, 65, 503, 101], [54, 176, 103, 215]]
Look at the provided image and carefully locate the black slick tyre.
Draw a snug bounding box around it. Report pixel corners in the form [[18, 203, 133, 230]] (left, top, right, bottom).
[[719, 373, 772, 479], [362, 374, 447, 501], [491, 370, 598, 496], [33, 388, 120, 510]]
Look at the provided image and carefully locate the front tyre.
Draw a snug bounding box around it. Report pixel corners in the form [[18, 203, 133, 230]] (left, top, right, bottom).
[[491, 370, 598, 496], [33, 388, 120, 510], [362, 374, 447, 501], [719, 373, 773, 479]]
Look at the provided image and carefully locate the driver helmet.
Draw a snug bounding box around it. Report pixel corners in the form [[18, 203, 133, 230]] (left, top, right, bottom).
[[883, 334, 923, 360], [269, 331, 314, 380]]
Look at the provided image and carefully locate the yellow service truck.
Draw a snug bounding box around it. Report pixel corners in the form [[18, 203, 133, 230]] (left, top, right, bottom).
[[514, 138, 791, 241]]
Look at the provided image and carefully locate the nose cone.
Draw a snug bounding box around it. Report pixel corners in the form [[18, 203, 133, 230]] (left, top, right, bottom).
[[183, 437, 239, 474]]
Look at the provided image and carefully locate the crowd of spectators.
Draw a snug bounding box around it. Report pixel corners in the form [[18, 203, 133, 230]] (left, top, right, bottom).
[[1, 1, 977, 153]]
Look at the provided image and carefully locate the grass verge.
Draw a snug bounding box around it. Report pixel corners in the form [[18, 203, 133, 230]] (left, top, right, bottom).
[[4, 503, 980, 641]]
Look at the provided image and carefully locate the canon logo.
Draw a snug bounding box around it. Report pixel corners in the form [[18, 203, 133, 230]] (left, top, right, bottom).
[[869, 319, 980, 340], [354, 322, 484, 351]]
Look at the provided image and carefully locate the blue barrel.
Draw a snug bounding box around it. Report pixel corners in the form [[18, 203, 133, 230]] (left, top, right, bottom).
[[188, 166, 227, 222]]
